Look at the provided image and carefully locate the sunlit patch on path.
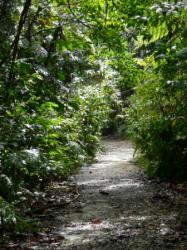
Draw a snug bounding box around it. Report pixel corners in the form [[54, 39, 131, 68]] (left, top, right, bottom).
[[20, 139, 187, 249]]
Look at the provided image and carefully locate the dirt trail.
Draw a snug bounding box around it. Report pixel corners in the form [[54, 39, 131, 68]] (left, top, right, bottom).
[[22, 139, 187, 249]]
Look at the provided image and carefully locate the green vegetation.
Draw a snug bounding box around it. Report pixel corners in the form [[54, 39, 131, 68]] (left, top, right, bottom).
[[0, 0, 186, 230], [126, 1, 187, 180]]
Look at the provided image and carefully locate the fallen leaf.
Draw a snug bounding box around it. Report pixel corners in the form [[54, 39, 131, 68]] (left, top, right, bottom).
[[92, 218, 102, 224]]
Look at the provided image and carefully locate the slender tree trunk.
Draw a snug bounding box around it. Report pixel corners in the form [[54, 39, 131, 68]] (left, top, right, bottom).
[[11, 0, 32, 63], [8, 0, 32, 85]]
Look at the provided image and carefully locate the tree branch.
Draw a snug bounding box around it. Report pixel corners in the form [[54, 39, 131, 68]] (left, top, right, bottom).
[[27, 6, 42, 46], [67, 0, 92, 28], [45, 26, 65, 66], [11, 0, 32, 63]]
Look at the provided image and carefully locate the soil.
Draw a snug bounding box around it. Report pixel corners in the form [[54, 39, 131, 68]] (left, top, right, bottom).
[[2, 139, 187, 249]]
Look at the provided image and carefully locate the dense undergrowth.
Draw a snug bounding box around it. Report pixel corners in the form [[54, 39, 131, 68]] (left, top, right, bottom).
[[0, 0, 120, 230], [126, 2, 187, 180], [0, 0, 186, 231]]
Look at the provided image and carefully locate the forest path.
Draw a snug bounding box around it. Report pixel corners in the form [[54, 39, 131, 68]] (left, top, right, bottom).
[[22, 139, 186, 249]]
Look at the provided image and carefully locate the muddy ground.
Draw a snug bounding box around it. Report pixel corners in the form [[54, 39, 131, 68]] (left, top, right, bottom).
[[3, 139, 187, 249]]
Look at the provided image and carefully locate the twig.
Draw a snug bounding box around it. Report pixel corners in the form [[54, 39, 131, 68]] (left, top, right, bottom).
[[67, 0, 92, 28]]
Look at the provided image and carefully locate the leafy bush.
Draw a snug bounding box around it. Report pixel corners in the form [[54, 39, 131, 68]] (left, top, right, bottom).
[[124, 1, 187, 181], [0, 197, 16, 228], [0, 50, 117, 229], [127, 73, 187, 180]]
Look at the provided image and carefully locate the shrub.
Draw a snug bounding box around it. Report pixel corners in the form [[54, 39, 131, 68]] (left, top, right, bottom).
[[127, 73, 187, 180]]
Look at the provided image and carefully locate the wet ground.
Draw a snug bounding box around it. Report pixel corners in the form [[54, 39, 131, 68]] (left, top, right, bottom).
[[12, 139, 187, 249]]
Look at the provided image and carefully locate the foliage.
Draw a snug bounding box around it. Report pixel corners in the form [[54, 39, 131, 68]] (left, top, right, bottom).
[[0, 0, 120, 229], [0, 197, 16, 228], [127, 73, 187, 180], [0, 0, 186, 231], [126, 1, 187, 180]]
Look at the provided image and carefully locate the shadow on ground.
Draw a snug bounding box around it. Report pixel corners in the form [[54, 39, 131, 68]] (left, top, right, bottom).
[[7, 139, 187, 249]]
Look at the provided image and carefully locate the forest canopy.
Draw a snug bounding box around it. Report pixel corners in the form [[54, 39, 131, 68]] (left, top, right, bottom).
[[0, 0, 186, 230]]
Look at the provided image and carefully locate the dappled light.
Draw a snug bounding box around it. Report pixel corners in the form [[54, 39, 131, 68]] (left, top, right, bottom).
[[18, 140, 186, 249], [0, 0, 186, 249]]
